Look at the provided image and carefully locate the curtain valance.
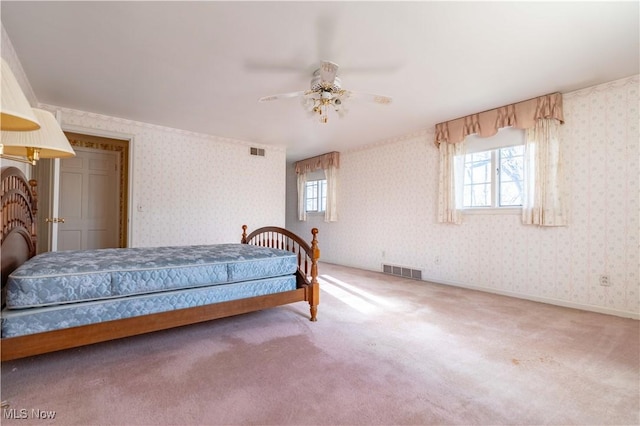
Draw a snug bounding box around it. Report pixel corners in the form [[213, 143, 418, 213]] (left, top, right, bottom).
[[434, 93, 564, 146], [294, 151, 340, 174]]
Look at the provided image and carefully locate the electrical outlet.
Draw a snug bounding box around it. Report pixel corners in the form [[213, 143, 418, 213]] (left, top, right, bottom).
[[599, 275, 610, 286]]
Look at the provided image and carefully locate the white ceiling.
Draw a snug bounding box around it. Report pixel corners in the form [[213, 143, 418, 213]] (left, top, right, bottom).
[[2, 1, 638, 162]]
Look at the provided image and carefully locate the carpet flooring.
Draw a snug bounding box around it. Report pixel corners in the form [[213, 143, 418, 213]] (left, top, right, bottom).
[[1, 262, 638, 425]]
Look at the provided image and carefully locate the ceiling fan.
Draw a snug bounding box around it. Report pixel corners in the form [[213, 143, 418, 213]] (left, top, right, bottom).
[[258, 61, 392, 123]]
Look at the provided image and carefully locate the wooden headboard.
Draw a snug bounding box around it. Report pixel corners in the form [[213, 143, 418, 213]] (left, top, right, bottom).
[[1, 167, 38, 306]]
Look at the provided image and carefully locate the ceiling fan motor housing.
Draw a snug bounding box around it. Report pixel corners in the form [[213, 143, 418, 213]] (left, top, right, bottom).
[[311, 71, 341, 92]]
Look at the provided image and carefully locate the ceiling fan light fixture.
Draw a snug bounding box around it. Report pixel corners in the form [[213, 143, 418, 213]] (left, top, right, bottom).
[[259, 60, 392, 124], [302, 97, 316, 111]]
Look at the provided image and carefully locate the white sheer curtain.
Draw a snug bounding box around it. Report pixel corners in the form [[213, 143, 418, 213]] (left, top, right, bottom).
[[521, 118, 567, 226], [296, 172, 307, 221], [437, 140, 465, 224], [324, 164, 338, 222]]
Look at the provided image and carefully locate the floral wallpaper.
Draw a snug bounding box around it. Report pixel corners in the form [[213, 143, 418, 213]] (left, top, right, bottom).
[[41, 104, 286, 247], [287, 75, 639, 318]]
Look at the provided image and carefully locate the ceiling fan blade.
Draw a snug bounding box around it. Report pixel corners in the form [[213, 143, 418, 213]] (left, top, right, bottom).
[[319, 60, 339, 85], [343, 90, 393, 105], [245, 61, 307, 73], [258, 91, 309, 102], [304, 91, 322, 99], [336, 64, 401, 75]]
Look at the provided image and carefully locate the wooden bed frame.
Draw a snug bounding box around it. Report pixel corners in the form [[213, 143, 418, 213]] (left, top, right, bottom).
[[0, 166, 320, 361]]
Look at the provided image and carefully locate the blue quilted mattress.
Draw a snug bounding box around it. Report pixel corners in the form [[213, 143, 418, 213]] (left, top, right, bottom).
[[5, 244, 297, 309], [2, 275, 296, 338]]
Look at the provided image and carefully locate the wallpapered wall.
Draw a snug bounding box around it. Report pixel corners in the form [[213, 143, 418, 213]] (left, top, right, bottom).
[[42, 105, 287, 247], [286, 75, 639, 318]]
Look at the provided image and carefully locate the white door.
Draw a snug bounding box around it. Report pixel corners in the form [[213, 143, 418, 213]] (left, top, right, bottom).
[[57, 147, 120, 251]]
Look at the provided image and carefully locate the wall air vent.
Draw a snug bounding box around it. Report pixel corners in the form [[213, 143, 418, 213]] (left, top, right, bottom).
[[250, 147, 265, 157], [382, 264, 422, 280]]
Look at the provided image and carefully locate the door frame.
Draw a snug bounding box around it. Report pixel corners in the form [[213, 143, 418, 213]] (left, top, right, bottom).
[[37, 123, 135, 251]]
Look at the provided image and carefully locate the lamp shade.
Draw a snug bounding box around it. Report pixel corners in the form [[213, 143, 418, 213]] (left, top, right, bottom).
[[1, 108, 75, 159], [1, 58, 40, 131]]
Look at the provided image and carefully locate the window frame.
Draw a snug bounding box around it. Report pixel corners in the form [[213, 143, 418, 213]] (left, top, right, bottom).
[[461, 144, 525, 214], [304, 178, 327, 213]]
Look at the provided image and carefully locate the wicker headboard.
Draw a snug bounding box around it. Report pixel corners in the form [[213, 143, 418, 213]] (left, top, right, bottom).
[[1, 167, 38, 306]]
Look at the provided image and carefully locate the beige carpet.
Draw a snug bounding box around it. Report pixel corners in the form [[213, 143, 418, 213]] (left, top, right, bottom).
[[1, 262, 638, 425]]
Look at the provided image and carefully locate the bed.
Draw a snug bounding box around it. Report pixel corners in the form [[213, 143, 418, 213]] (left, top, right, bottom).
[[0, 166, 320, 361]]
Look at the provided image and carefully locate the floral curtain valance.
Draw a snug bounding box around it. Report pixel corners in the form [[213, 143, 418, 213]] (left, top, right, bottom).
[[294, 151, 340, 174], [434, 93, 564, 146]]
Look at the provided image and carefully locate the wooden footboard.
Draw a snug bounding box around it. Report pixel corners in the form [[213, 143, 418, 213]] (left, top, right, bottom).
[[241, 225, 320, 321]]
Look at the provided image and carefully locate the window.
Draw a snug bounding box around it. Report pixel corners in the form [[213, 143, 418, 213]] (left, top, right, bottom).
[[305, 179, 327, 212], [462, 145, 525, 209]]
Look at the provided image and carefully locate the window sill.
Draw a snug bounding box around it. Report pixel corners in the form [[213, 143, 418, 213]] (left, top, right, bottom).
[[463, 208, 520, 215]]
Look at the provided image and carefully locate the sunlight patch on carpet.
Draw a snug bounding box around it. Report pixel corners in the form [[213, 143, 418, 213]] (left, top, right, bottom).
[[318, 276, 378, 314]]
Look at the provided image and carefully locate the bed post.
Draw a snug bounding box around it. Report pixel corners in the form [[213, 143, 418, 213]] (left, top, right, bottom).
[[241, 224, 248, 244], [309, 228, 320, 321]]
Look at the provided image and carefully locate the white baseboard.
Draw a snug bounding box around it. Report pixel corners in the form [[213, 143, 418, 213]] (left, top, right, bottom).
[[422, 275, 640, 320]]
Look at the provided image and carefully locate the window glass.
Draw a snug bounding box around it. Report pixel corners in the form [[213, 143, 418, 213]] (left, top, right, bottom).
[[463, 152, 492, 207], [498, 145, 524, 207], [305, 179, 327, 212], [461, 144, 525, 209]]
